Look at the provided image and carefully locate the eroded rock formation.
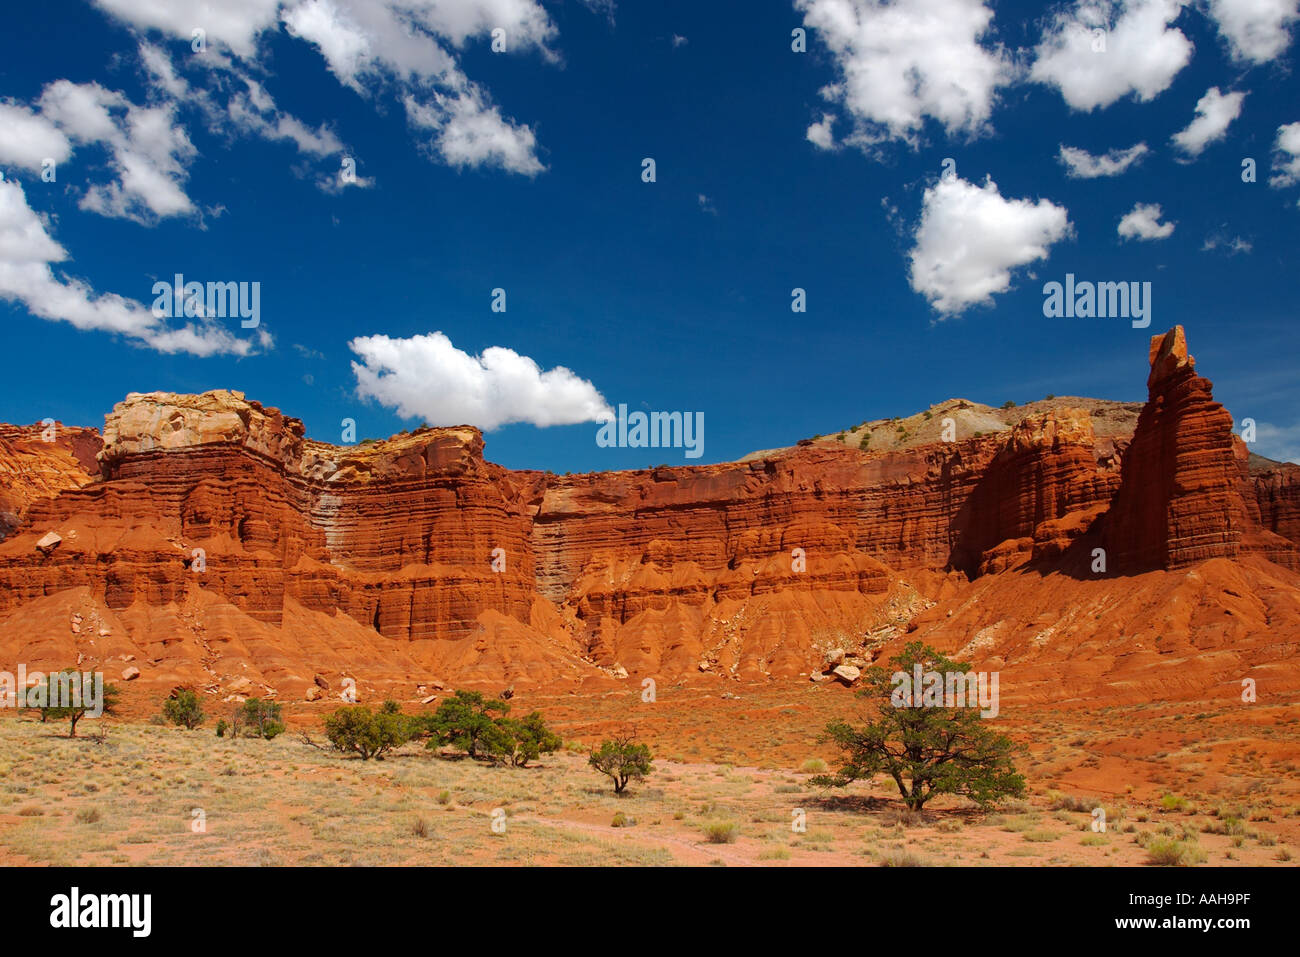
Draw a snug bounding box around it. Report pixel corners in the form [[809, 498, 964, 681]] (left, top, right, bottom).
[[0, 327, 1296, 702]]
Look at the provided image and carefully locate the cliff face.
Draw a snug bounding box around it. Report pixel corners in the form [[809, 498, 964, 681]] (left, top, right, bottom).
[[1251, 462, 1300, 547], [0, 422, 101, 538], [1101, 327, 1252, 570], [0, 327, 1297, 700]]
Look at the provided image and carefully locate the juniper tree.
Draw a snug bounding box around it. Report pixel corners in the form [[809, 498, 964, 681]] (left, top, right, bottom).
[[424, 690, 510, 759], [499, 711, 562, 767], [33, 670, 120, 738], [161, 689, 205, 729], [324, 702, 412, 760], [812, 642, 1024, 811], [589, 732, 654, 794]]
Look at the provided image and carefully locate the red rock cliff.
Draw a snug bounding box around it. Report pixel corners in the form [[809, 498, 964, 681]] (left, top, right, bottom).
[[0, 328, 1295, 697]]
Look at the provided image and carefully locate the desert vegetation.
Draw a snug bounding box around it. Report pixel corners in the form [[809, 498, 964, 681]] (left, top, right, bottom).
[[0, 672, 1295, 867], [812, 643, 1025, 811]]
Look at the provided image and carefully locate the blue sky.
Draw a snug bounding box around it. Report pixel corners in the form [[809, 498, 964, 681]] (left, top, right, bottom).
[[0, 0, 1297, 472]]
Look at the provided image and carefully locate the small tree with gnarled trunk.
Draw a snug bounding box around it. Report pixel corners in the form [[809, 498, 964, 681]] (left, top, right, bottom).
[[812, 642, 1024, 811], [589, 732, 653, 795]]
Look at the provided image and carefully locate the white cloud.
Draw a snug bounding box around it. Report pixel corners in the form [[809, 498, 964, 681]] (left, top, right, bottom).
[[1206, 0, 1299, 63], [794, 0, 1013, 148], [806, 113, 836, 149], [37, 80, 196, 224], [227, 77, 343, 158], [92, 0, 284, 58], [281, 0, 403, 92], [1201, 232, 1252, 253], [137, 41, 192, 100], [136, 43, 361, 189], [89, 1, 553, 177], [1171, 87, 1245, 156], [1031, 0, 1192, 111], [1058, 142, 1149, 177], [1118, 201, 1176, 240], [581, 0, 617, 24], [281, 0, 549, 175], [0, 103, 72, 171], [349, 332, 612, 430], [1269, 121, 1300, 187], [1254, 420, 1300, 464], [908, 175, 1072, 315], [403, 90, 543, 177], [0, 178, 261, 356]]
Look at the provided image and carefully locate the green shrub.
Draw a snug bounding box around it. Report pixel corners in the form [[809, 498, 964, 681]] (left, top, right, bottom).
[[878, 849, 927, 866], [161, 689, 205, 730], [589, 733, 654, 794], [703, 820, 739, 844], [499, 711, 562, 767], [324, 703, 413, 760], [238, 698, 285, 740], [1049, 792, 1101, 812], [1146, 838, 1206, 866], [423, 690, 510, 759]]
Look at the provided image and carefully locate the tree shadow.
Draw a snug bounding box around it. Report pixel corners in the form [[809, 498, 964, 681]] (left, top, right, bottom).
[[805, 793, 892, 814]]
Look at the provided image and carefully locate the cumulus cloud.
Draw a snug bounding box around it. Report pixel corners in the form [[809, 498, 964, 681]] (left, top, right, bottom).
[[350, 332, 612, 430], [794, 0, 1014, 149], [1031, 0, 1192, 111], [1117, 201, 1176, 240], [1268, 121, 1300, 187], [403, 89, 543, 177], [281, 0, 551, 175], [0, 178, 262, 355], [36, 79, 196, 224], [1172, 87, 1245, 156], [806, 113, 836, 150], [1206, 0, 1299, 63], [0, 103, 72, 171], [92, 0, 283, 58], [88, 0, 553, 177], [1058, 142, 1150, 177], [908, 175, 1072, 315]]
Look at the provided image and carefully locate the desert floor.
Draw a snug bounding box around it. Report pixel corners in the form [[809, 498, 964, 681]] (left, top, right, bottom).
[[1, 682, 1297, 866]]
